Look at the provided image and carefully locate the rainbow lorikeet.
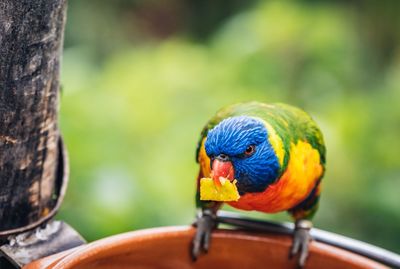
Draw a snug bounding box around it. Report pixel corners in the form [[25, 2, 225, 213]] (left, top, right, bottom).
[[191, 102, 326, 267]]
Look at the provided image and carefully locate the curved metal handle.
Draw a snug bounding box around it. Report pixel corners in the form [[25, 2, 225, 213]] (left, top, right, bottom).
[[217, 211, 400, 269]]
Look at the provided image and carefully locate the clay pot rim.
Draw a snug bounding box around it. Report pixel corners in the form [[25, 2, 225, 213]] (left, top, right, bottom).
[[51, 226, 193, 268], [46, 226, 389, 269]]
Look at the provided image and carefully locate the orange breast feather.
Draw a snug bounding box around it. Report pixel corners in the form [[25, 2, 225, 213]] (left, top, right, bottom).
[[228, 140, 323, 213]]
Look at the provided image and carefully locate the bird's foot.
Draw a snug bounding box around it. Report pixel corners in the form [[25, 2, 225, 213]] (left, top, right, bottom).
[[191, 209, 217, 261], [290, 219, 313, 268]]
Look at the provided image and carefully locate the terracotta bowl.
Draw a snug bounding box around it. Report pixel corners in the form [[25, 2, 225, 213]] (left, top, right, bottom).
[[24, 226, 388, 269]]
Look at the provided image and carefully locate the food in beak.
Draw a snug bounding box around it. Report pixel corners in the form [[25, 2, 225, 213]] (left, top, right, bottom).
[[200, 177, 240, 202]]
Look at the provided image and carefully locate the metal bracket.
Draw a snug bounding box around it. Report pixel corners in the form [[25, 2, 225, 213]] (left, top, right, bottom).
[[0, 221, 85, 268], [0, 135, 86, 268]]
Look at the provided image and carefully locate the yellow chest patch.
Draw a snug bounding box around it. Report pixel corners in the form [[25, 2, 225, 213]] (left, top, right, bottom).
[[228, 140, 323, 213]]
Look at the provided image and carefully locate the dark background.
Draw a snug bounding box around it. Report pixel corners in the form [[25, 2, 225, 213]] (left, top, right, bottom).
[[57, 0, 400, 253]]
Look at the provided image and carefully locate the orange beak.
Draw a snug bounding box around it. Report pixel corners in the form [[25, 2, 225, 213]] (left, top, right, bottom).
[[211, 159, 235, 188]]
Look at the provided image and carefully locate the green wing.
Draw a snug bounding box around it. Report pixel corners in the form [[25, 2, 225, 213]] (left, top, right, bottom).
[[268, 103, 326, 166]]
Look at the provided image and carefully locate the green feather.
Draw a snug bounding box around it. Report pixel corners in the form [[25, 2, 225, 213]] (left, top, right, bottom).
[[196, 102, 326, 171]]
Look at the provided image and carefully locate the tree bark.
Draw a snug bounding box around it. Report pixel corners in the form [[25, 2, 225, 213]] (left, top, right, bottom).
[[0, 0, 67, 233]]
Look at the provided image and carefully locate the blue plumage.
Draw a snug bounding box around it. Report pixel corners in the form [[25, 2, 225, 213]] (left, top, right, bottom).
[[205, 116, 280, 193]]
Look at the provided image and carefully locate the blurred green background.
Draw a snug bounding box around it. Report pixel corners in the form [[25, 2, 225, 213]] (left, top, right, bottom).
[[57, 0, 400, 253]]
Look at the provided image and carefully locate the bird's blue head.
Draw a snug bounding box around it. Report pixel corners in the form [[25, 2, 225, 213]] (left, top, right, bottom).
[[205, 116, 280, 194]]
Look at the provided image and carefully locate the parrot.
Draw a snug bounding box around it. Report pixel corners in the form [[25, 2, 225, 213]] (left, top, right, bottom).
[[191, 101, 326, 267]]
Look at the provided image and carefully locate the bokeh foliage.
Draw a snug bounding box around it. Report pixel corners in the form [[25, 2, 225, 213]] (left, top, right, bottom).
[[58, 0, 400, 252]]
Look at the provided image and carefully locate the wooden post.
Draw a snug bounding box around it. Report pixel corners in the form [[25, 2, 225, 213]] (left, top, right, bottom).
[[0, 0, 67, 236]]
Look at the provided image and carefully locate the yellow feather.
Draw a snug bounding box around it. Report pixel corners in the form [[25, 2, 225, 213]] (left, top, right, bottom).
[[198, 137, 211, 177], [262, 121, 285, 167]]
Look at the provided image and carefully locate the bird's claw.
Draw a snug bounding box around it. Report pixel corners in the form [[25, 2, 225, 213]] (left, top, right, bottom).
[[290, 219, 313, 268], [191, 209, 217, 261]]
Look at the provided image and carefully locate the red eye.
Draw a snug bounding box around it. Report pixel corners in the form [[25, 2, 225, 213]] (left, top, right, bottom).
[[245, 145, 255, 155]]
